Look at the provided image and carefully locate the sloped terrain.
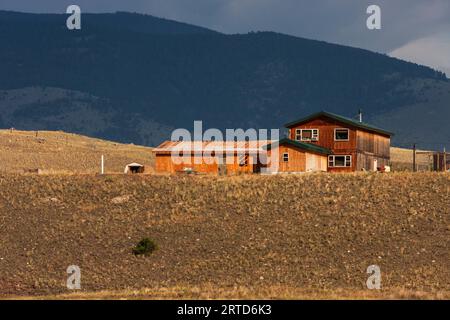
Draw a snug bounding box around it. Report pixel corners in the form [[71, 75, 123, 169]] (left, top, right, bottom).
[[0, 11, 448, 149], [0, 129, 154, 174], [0, 173, 448, 298]]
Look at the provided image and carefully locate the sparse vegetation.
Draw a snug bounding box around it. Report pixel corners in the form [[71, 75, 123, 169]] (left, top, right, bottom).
[[390, 147, 432, 171], [0, 172, 448, 299], [0, 130, 154, 174], [132, 238, 158, 256]]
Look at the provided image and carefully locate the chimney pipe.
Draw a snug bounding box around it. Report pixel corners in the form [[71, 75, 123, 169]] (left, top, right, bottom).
[[358, 109, 362, 123]]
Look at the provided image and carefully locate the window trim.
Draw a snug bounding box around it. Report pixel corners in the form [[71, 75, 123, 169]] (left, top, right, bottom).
[[282, 152, 289, 162], [328, 155, 352, 168], [295, 128, 319, 141], [334, 128, 350, 141]]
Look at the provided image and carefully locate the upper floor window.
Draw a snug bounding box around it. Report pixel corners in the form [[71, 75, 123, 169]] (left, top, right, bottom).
[[334, 128, 349, 141], [295, 129, 319, 141]]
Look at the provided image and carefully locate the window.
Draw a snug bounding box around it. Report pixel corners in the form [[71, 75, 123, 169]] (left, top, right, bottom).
[[335, 128, 349, 141], [282, 152, 289, 162], [295, 129, 319, 141], [328, 155, 352, 167], [295, 129, 301, 141]]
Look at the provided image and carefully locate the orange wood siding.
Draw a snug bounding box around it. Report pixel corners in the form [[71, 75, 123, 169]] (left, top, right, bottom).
[[288, 116, 357, 152], [306, 153, 328, 172], [288, 116, 357, 171], [356, 130, 390, 158], [154, 153, 255, 175], [288, 115, 391, 172], [356, 130, 391, 171], [267, 145, 327, 173]]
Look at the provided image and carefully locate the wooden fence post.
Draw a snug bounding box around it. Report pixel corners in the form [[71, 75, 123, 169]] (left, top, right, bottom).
[[444, 147, 447, 172]]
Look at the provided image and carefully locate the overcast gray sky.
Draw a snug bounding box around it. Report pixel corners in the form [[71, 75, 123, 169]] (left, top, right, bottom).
[[2, 0, 449, 75]]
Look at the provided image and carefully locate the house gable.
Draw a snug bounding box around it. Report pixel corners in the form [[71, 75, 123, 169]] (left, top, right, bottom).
[[285, 111, 394, 137]]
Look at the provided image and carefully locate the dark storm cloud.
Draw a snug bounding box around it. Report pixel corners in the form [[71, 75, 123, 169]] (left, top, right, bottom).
[[1, 0, 449, 72]]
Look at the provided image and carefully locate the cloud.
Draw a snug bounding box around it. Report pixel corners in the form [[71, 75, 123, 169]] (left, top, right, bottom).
[[390, 32, 450, 76]]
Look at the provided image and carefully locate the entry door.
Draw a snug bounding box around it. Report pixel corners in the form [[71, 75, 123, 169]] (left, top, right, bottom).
[[306, 154, 315, 172]]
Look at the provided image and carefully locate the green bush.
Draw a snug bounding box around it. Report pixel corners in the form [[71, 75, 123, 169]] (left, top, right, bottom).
[[132, 238, 157, 256]]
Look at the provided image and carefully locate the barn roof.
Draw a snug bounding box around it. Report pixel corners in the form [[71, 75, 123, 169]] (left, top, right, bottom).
[[284, 111, 394, 137], [125, 162, 144, 167], [153, 140, 274, 154], [263, 138, 331, 155]]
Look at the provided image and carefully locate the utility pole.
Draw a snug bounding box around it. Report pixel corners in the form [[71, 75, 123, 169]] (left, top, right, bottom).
[[444, 147, 447, 172], [412, 144, 416, 172]]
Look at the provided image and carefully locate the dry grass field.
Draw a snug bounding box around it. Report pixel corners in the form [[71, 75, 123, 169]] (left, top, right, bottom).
[[0, 172, 449, 299], [0, 129, 433, 174], [0, 129, 154, 174], [0, 130, 448, 299], [390, 147, 432, 171]]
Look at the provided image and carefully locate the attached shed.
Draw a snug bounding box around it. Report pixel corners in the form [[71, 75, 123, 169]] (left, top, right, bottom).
[[263, 138, 330, 173]]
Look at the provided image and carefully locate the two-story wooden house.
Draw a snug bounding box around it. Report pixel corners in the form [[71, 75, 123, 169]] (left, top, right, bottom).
[[284, 111, 393, 172], [153, 111, 393, 174]]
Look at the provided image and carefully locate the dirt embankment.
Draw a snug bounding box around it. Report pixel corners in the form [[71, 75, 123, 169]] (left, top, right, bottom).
[[0, 173, 449, 298]]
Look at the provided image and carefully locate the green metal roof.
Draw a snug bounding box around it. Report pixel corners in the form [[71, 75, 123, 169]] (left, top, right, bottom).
[[284, 111, 394, 137], [263, 138, 331, 155]]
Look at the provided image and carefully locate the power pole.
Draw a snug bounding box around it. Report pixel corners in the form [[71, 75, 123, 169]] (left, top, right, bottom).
[[444, 147, 447, 172], [413, 144, 416, 172]]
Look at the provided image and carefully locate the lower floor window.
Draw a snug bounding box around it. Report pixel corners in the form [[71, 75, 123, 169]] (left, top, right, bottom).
[[282, 152, 289, 162], [328, 155, 351, 167]]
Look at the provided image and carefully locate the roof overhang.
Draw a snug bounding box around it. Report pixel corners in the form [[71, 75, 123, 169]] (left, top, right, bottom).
[[263, 138, 331, 155], [284, 111, 394, 137]]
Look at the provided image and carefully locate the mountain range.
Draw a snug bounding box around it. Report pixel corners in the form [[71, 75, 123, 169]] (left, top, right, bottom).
[[0, 10, 449, 150]]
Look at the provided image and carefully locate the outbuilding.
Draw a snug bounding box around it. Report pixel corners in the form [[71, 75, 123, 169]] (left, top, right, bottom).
[[124, 162, 145, 174]]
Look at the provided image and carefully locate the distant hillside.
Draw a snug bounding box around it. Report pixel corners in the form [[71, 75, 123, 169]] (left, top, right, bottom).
[[0, 129, 154, 174], [0, 11, 448, 149]]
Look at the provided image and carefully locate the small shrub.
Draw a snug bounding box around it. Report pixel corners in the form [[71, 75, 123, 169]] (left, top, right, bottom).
[[132, 238, 157, 256], [104, 176, 114, 183]]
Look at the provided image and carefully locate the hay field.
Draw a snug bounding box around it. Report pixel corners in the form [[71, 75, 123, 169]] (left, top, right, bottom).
[[390, 147, 432, 171], [0, 129, 154, 174], [0, 173, 448, 299]]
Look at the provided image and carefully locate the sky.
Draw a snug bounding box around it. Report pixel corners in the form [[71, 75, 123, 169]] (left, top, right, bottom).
[[1, 0, 449, 75]]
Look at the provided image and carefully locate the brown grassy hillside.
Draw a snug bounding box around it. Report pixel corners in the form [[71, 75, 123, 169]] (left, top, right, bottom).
[[390, 147, 432, 171], [0, 173, 448, 299], [0, 130, 154, 174], [0, 129, 436, 174]]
